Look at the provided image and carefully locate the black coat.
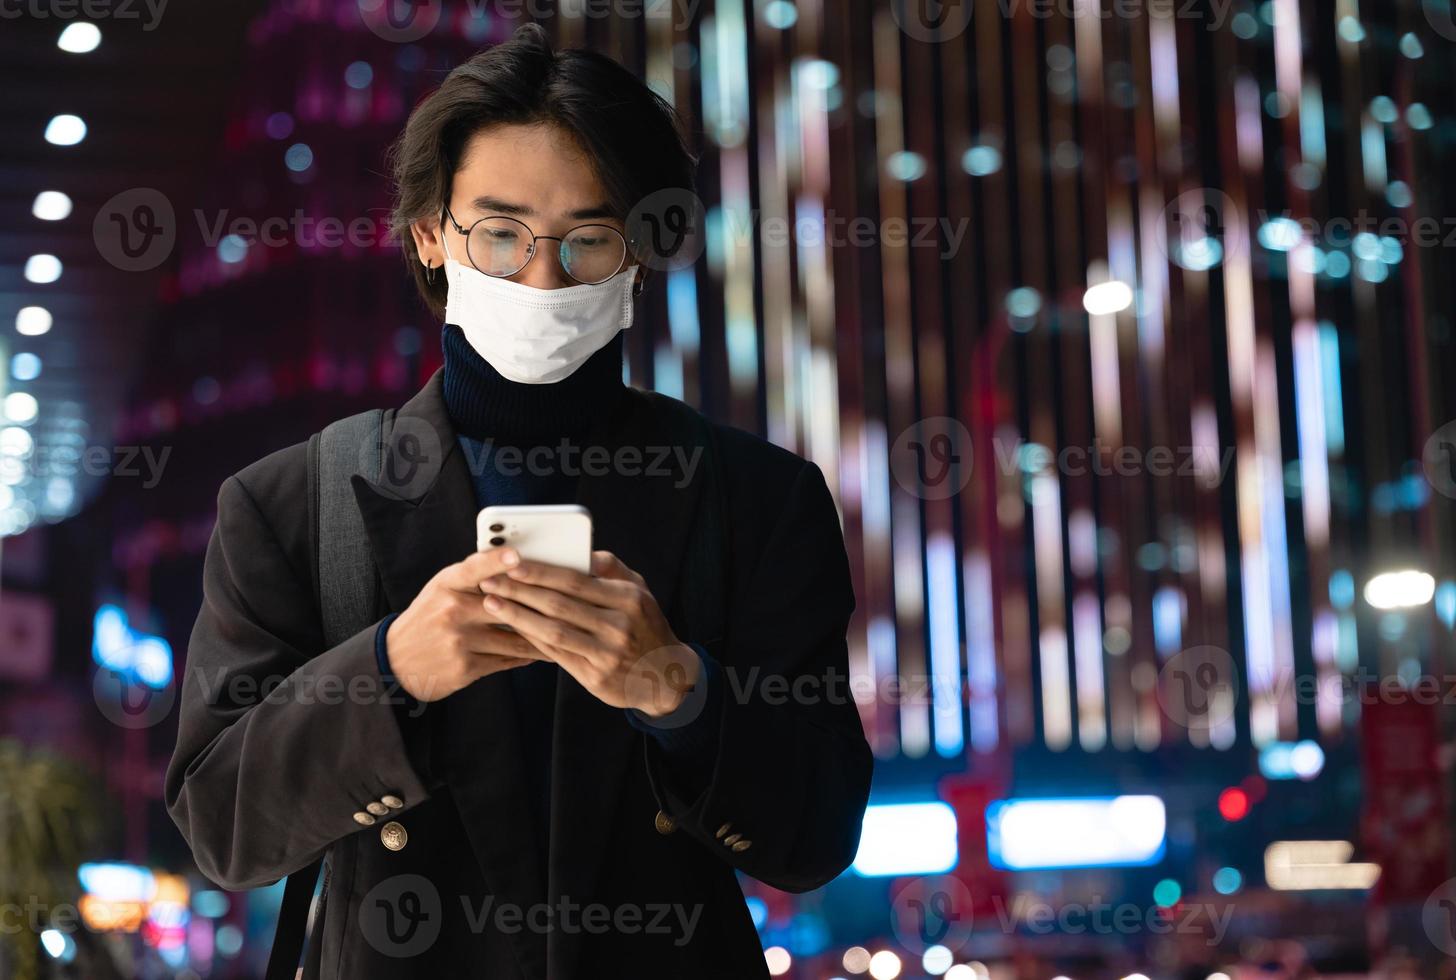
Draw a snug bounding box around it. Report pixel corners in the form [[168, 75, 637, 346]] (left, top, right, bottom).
[[165, 372, 873, 979]]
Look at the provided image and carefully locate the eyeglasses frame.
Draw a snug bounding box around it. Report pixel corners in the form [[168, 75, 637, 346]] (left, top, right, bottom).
[[442, 202, 640, 288]]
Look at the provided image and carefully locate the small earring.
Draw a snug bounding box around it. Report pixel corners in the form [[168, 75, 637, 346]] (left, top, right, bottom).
[[425, 259, 436, 284]]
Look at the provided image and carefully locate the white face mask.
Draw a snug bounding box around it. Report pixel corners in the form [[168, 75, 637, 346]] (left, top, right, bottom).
[[441, 233, 638, 385]]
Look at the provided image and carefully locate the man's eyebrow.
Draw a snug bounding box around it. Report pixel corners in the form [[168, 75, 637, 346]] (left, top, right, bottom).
[[470, 195, 534, 217], [566, 203, 617, 221], [467, 196, 619, 222]]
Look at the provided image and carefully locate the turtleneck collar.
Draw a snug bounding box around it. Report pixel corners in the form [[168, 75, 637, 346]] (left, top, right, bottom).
[[440, 323, 626, 444]]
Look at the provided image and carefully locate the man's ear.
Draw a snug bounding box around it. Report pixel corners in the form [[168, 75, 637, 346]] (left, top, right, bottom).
[[411, 214, 445, 271]]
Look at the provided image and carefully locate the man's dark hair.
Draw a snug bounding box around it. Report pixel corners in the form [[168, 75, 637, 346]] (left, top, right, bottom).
[[387, 22, 698, 317]]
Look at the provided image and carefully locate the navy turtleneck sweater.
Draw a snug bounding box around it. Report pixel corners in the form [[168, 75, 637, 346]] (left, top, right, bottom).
[[375, 325, 721, 862]]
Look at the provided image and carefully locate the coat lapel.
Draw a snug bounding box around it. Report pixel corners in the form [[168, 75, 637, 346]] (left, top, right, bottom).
[[351, 371, 548, 980], [546, 388, 707, 979]]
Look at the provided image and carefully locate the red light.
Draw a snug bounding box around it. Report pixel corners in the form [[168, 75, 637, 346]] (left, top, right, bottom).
[[1218, 787, 1250, 821]]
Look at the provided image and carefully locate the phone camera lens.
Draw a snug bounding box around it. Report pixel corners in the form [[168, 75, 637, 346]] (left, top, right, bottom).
[[489, 536, 506, 547], [489, 523, 505, 532]]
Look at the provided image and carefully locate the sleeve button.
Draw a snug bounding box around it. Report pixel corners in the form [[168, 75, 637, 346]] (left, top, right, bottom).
[[654, 810, 677, 835], [715, 823, 732, 839], [352, 811, 377, 827], [732, 839, 752, 853], [381, 794, 404, 809], [366, 801, 390, 817]]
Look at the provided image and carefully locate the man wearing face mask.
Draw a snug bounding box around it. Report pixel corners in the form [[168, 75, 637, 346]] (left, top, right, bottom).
[[165, 24, 873, 980]]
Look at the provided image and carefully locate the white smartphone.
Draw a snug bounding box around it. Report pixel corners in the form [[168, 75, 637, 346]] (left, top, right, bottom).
[[476, 504, 593, 574]]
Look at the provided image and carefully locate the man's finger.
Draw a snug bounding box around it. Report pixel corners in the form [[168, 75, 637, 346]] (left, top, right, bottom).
[[437, 547, 521, 593], [496, 560, 634, 609], [481, 573, 619, 629], [461, 621, 550, 660], [484, 595, 604, 661], [590, 550, 645, 585]]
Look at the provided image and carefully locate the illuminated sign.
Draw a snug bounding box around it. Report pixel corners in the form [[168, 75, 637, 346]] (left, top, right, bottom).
[[986, 796, 1167, 870], [851, 802, 959, 877]]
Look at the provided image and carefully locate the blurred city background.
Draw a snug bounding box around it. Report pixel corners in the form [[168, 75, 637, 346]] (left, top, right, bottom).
[[2, 0, 1456, 977]]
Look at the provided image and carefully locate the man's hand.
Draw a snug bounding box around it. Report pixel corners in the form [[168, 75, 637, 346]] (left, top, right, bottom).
[[386, 548, 547, 702], [478, 550, 701, 718]]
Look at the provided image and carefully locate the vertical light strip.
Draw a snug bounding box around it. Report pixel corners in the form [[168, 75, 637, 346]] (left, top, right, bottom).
[[1031, 469, 1072, 750], [871, 11, 929, 757], [1072, 591, 1107, 751], [1292, 318, 1330, 548], [1318, 322, 1345, 455], [927, 532, 965, 756], [1255, 342, 1298, 741], [701, 7, 759, 408], [861, 420, 896, 754], [964, 550, 1000, 750]]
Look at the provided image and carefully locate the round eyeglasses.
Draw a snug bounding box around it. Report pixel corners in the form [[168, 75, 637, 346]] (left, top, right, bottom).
[[443, 203, 633, 286]]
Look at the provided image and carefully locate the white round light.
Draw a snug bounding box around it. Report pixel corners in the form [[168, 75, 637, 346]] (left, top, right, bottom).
[[24, 254, 63, 284], [32, 191, 73, 221], [922, 945, 954, 975], [1364, 569, 1436, 610], [0, 456, 25, 486], [12, 353, 42, 382], [40, 929, 66, 959], [57, 22, 101, 53], [0, 427, 34, 457], [45, 114, 87, 146], [842, 946, 871, 973], [868, 951, 903, 980], [765, 946, 791, 976], [1083, 280, 1134, 315], [16, 307, 53, 336], [3, 393, 39, 425], [944, 968, 977, 980]]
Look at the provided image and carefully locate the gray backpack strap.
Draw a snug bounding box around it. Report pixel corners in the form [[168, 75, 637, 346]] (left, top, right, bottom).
[[308, 408, 386, 648]]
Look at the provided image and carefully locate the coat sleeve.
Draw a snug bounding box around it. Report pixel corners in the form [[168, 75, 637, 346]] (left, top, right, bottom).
[[642, 459, 873, 893], [164, 469, 430, 890]]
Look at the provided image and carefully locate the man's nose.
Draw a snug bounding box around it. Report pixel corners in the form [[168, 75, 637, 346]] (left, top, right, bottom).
[[511, 242, 575, 290]]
